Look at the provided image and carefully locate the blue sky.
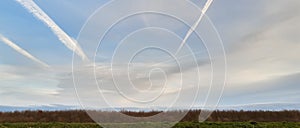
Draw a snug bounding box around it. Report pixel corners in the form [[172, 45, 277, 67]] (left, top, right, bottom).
[[0, 0, 299, 109]]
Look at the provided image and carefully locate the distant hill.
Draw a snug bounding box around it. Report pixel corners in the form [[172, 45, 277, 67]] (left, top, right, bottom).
[[217, 103, 300, 111], [1, 103, 299, 112], [0, 104, 77, 112]]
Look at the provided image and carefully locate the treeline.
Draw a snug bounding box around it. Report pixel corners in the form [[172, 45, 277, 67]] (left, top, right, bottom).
[[0, 110, 92, 123], [209, 110, 300, 122], [0, 110, 300, 123]]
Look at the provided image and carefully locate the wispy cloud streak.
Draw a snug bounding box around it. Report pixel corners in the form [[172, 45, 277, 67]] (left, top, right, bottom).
[[176, 0, 214, 54], [16, 0, 89, 61], [0, 34, 50, 67]]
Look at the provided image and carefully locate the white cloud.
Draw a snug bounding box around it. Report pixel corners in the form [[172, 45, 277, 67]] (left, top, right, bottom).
[[226, 0, 300, 86], [0, 34, 49, 68], [16, 0, 88, 61], [1, 0, 300, 107]]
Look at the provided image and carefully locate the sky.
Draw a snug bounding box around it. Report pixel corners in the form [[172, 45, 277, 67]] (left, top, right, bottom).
[[0, 0, 299, 109]]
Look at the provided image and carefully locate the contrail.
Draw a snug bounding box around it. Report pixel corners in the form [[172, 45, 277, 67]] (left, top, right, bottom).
[[0, 34, 50, 68], [16, 0, 89, 61], [175, 0, 214, 54]]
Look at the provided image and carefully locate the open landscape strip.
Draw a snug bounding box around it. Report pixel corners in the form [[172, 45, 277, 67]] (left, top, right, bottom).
[[1, 122, 300, 128], [0, 110, 300, 123]]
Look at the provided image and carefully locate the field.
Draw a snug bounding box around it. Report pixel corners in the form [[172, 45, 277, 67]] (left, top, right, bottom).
[[1, 122, 300, 128], [1, 110, 300, 127]]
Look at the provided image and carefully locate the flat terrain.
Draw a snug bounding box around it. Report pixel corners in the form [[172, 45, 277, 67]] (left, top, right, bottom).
[[1, 110, 300, 127], [1, 122, 300, 128]]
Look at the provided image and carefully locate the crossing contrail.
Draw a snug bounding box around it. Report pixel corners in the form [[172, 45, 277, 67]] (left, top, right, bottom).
[[16, 0, 89, 61], [175, 0, 214, 54], [0, 34, 50, 68]]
